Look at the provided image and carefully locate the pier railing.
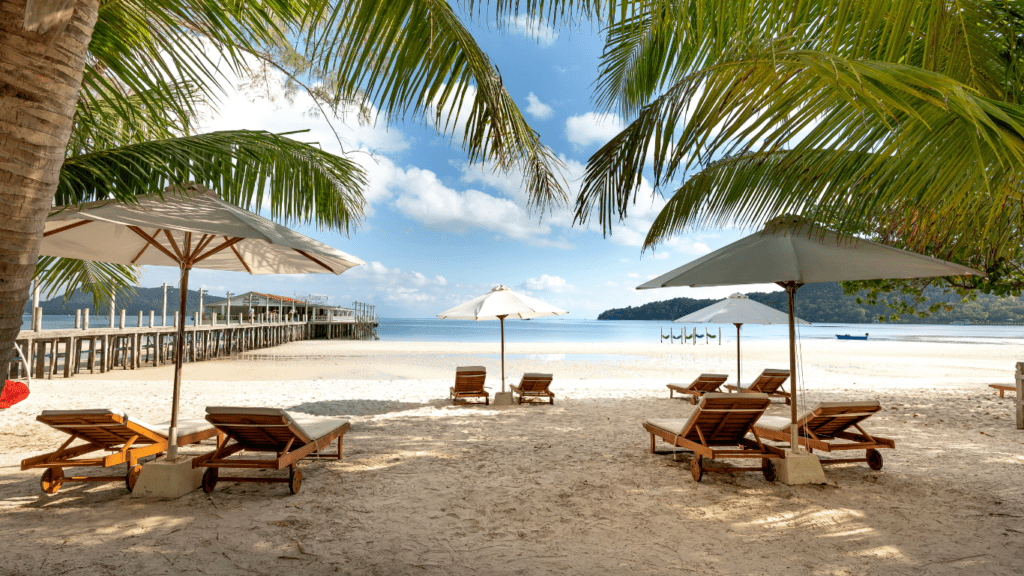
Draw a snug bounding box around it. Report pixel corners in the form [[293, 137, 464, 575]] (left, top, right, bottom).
[[13, 301, 379, 380]]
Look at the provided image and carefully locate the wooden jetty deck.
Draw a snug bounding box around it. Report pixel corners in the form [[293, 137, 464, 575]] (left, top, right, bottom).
[[12, 307, 378, 381]]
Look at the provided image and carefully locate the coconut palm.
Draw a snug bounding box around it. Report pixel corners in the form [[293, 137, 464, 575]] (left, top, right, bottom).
[[574, 1, 1024, 263], [0, 0, 585, 378]]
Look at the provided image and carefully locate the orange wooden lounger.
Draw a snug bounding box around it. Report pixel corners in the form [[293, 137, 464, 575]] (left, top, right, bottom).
[[21, 409, 218, 493], [192, 407, 350, 494], [450, 366, 489, 405], [752, 401, 895, 469], [667, 373, 728, 404], [511, 373, 555, 404], [989, 384, 1016, 398], [643, 393, 781, 482], [725, 369, 792, 404]]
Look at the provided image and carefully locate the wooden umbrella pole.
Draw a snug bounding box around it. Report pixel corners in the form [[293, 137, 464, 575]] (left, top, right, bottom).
[[735, 323, 742, 390], [167, 263, 190, 460], [787, 282, 800, 454], [499, 315, 506, 393]]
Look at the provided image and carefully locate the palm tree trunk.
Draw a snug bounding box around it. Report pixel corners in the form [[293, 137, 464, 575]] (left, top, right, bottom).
[[0, 0, 100, 381]]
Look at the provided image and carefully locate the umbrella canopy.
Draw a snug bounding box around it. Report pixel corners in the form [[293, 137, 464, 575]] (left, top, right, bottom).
[[41, 186, 364, 459], [675, 293, 808, 388], [639, 215, 983, 451], [674, 293, 806, 325], [43, 188, 363, 275], [438, 286, 568, 392]]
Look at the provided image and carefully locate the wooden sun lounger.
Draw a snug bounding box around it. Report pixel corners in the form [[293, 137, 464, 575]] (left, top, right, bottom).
[[450, 366, 489, 405], [989, 384, 1016, 398], [511, 373, 555, 404], [21, 409, 218, 494], [667, 373, 729, 404], [725, 369, 792, 404], [192, 407, 350, 494], [752, 401, 895, 470], [642, 393, 781, 482]]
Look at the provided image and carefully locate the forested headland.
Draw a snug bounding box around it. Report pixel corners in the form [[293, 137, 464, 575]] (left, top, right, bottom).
[[598, 283, 1024, 324]]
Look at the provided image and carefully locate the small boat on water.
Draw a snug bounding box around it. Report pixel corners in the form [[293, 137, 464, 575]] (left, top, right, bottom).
[[836, 333, 869, 341]]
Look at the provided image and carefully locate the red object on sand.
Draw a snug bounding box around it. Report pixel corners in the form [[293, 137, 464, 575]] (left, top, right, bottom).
[[0, 380, 29, 408]]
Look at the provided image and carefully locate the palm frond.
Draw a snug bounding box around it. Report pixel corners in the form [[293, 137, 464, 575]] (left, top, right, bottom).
[[57, 130, 367, 232], [307, 0, 568, 211], [34, 257, 142, 311], [578, 43, 1024, 236]]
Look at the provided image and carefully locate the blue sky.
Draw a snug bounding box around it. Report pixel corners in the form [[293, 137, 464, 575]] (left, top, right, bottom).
[[136, 14, 782, 318]]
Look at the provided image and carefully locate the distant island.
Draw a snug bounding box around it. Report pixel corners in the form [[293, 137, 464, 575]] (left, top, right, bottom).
[[598, 282, 1024, 324], [24, 287, 223, 317]]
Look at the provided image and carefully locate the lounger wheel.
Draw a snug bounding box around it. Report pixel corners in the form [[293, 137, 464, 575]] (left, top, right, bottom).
[[288, 468, 303, 494], [761, 459, 777, 482], [202, 468, 219, 493], [40, 467, 64, 494], [866, 449, 883, 471], [126, 465, 143, 492], [690, 457, 703, 482]]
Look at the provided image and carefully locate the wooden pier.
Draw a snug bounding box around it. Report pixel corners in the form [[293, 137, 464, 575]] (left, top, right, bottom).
[[12, 302, 378, 381]]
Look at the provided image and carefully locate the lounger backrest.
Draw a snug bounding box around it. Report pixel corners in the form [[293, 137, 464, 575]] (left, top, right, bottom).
[[747, 369, 790, 393], [205, 407, 311, 449], [690, 373, 729, 393], [518, 373, 552, 392], [680, 393, 771, 446], [37, 409, 166, 448], [454, 366, 486, 394], [797, 401, 881, 438]]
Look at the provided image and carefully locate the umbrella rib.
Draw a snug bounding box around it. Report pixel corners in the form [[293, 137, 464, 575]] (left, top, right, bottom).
[[162, 229, 184, 261], [193, 237, 244, 265], [43, 220, 91, 237], [294, 249, 335, 273], [192, 234, 214, 260], [131, 242, 149, 264], [227, 239, 253, 274], [128, 226, 180, 263]]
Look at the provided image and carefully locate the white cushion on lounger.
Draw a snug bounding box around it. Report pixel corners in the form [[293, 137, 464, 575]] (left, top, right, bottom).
[[206, 406, 347, 442], [292, 417, 350, 441], [157, 418, 215, 440], [644, 419, 693, 436], [754, 415, 792, 431]]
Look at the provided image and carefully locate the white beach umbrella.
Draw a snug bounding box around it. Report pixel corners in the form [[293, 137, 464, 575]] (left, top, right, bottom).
[[675, 293, 808, 388], [437, 286, 568, 392], [639, 215, 983, 451], [40, 186, 364, 459]]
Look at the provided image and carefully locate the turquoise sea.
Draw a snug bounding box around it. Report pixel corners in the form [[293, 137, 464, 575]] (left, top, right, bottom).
[[22, 315, 1024, 345]]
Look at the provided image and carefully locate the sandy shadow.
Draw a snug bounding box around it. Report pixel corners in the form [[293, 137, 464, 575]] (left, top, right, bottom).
[[286, 398, 444, 417]]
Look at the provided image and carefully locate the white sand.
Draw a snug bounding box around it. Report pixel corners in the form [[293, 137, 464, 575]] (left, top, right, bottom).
[[1, 339, 1022, 575]]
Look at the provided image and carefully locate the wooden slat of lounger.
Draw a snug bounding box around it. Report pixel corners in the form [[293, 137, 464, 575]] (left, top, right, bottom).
[[800, 406, 881, 438], [37, 413, 165, 448], [454, 370, 486, 395], [206, 414, 306, 451], [517, 375, 552, 392], [682, 397, 770, 445]]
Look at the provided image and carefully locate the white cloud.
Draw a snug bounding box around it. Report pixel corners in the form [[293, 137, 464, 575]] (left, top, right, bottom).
[[507, 15, 559, 47], [520, 275, 571, 293], [525, 92, 554, 120], [565, 112, 625, 147], [664, 236, 712, 256], [344, 261, 450, 305], [387, 166, 572, 249], [627, 273, 639, 278], [650, 252, 671, 260]]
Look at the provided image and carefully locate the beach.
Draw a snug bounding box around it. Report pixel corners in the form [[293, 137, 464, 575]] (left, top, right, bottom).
[[2, 338, 1022, 575]]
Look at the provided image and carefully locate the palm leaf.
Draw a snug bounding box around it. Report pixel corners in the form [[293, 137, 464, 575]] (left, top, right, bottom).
[[56, 130, 367, 232], [306, 0, 568, 211], [34, 256, 142, 311]]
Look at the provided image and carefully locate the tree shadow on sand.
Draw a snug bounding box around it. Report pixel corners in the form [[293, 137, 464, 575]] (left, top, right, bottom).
[[287, 398, 447, 417]]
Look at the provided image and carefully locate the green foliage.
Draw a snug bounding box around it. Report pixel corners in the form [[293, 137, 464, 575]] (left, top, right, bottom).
[[599, 282, 1024, 324], [574, 1, 1024, 267], [33, 257, 142, 312], [25, 286, 218, 317]]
